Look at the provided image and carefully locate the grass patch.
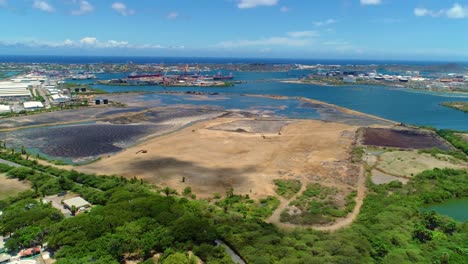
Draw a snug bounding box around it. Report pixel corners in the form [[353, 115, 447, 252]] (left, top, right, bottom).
[[216, 192, 279, 219], [441, 102, 468, 113], [0, 173, 31, 200], [280, 183, 356, 225], [273, 179, 302, 199], [418, 147, 467, 162], [351, 147, 365, 163], [436, 129, 468, 155]]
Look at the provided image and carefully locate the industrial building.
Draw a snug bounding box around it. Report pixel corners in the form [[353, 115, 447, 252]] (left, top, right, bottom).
[[23, 101, 44, 110], [0, 82, 31, 97], [0, 105, 11, 113], [51, 94, 70, 103]]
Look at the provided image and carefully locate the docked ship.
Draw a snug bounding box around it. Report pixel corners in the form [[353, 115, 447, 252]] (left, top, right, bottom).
[[128, 72, 162, 79], [212, 72, 234, 80]]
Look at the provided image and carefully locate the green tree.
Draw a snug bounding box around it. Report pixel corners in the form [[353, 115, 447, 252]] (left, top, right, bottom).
[[182, 186, 192, 196], [162, 252, 191, 264]]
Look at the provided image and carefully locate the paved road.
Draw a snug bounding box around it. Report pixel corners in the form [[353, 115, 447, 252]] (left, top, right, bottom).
[[0, 158, 22, 168], [36, 83, 51, 107], [215, 240, 246, 264]]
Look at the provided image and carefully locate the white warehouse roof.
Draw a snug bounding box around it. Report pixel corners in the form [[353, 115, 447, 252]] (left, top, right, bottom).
[[0, 105, 11, 112], [0, 82, 31, 97], [51, 94, 70, 102], [23, 101, 44, 109]]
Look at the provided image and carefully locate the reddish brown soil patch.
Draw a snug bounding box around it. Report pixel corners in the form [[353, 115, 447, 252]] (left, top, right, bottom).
[[361, 128, 451, 150]]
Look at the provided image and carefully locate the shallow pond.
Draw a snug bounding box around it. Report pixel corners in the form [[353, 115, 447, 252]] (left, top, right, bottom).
[[422, 198, 468, 222]]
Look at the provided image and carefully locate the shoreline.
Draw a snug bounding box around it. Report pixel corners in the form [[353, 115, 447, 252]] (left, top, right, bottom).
[[280, 80, 468, 96], [242, 93, 398, 125], [0, 90, 398, 133]]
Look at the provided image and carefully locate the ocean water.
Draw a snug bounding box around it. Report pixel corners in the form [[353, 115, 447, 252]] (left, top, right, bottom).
[[2, 55, 467, 130], [88, 77, 468, 131]]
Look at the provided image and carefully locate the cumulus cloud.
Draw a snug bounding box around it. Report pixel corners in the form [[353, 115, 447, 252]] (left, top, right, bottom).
[[446, 3, 468, 18], [360, 0, 382, 5], [414, 3, 468, 19], [287, 31, 319, 38], [71, 0, 94, 16], [111, 2, 135, 16], [80, 37, 98, 45], [313, 18, 337, 27], [33, 0, 55, 12], [63, 39, 74, 46], [0, 37, 169, 50], [238, 0, 279, 9]]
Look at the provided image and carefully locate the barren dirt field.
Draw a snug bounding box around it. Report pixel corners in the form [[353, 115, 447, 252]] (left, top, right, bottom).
[[0, 173, 30, 199], [78, 118, 359, 199]]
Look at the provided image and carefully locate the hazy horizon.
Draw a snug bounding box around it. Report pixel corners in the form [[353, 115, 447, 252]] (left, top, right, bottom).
[[1, 0, 468, 60]]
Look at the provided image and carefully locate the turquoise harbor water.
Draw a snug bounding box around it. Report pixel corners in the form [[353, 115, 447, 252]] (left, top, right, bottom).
[[422, 198, 468, 222], [74, 71, 468, 131]]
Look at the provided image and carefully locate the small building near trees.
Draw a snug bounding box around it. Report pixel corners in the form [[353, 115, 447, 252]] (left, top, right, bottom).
[[63, 197, 91, 211]]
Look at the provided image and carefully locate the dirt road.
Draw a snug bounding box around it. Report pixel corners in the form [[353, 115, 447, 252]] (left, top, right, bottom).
[[266, 165, 366, 232]]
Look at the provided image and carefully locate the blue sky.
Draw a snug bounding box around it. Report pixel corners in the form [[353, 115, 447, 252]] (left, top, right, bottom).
[[0, 0, 468, 60]]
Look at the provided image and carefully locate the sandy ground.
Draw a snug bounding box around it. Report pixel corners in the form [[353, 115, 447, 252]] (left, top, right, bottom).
[[457, 133, 468, 143], [0, 173, 30, 199], [77, 118, 359, 199], [371, 169, 409, 185], [375, 151, 466, 178]]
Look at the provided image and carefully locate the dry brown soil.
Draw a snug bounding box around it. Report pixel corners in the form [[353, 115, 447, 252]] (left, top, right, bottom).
[[77, 118, 359, 199], [0, 173, 31, 199]]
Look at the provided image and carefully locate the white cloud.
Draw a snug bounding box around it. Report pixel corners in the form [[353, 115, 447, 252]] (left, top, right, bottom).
[[166, 12, 179, 19], [0, 37, 168, 50], [287, 31, 319, 38], [80, 37, 98, 45], [33, 0, 55, 12], [414, 8, 433, 17], [280, 6, 289, 12], [360, 0, 382, 5], [446, 3, 468, 18], [313, 18, 336, 27], [414, 3, 468, 19], [0, 0, 7, 7], [71, 0, 94, 16], [63, 39, 74, 46], [237, 0, 279, 9], [111, 2, 135, 16]]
